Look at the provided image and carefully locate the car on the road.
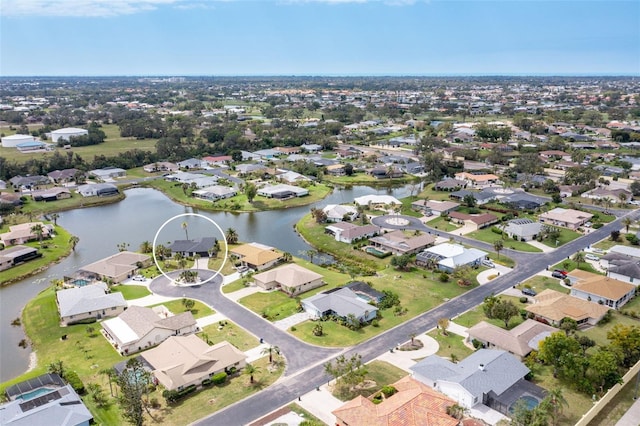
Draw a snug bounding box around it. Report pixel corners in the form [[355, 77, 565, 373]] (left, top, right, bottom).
[[585, 253, 600, 261], [132, 275, 146, 282], [482, 259, 495, 268], [552, 271, 566, 279], [522, 288, 537, 297]]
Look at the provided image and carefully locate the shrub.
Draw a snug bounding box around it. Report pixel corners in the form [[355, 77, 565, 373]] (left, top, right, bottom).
[[211, 372, 227, 385], [491, 227, 503, 235], [64, 371, 85, 395], [471, 338, 483, 349], [519, 297, 528, 303], [68, 317, 97, 325], [202, 378, 213, 387], [290, 326, 297, 332], [381, 385, 397, 398], [593, 223, 603, 229], [439, 272, 450, 283], [149, 397, 161, 409], [371, 319, 379, 327], [163, 390, 179, 403]]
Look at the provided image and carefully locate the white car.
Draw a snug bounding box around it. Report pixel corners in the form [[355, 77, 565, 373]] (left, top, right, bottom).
[[585, 253, 600, 261], [132, 275, 146, 282], [482, 259, 495, 268]]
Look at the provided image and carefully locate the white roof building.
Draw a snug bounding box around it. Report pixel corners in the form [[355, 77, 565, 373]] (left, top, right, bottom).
[[50, 127, 88, 143], [354, 195, 401, 206], [1, 134, 36, 148]]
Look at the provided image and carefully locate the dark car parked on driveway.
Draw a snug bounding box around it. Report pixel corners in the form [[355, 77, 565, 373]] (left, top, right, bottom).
[[552, 271, 566, 279], [522, 288, 537, 296]]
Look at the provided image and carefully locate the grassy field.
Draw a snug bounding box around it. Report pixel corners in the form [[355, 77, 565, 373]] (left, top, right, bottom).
[[221, 278, 249, 294], [466, 228, 542, 253], [426, 329, 474, 361], [324, 173, 417, 186], [427, 216, 461, 232], [520, 275, 570, 294], [199, 321, 258, 351], [110, 284, 151, 299], [453, 295, 527, 330], [18, 190, 125, 216], [1, 224, 74, 285], [539, 227, 582, 248], [150, 298, 214, 320], [331, 360, 408, 401], [142, 179, 333, 212]]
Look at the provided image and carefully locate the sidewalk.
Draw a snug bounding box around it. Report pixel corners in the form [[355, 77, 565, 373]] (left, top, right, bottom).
[[616, 396, 640, 426], [527, 240, 554, 253], [196, 312, 227, 328], [225, 285, 263, 302]]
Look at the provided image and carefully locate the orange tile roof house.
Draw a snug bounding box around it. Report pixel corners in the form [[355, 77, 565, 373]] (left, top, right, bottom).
[[229, 243, 283, 271], [332, 376, 458, 426], [525, 289, 609, 326], [252, 263, 324, 296], [454, 172, 500, 189], [569, 270, 636, 309]]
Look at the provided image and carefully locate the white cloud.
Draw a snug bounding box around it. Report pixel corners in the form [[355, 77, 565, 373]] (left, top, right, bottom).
[[0, 0, 186, 17]]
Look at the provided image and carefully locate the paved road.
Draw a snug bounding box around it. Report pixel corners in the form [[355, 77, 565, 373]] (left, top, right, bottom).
[[179, 210, 639, 425]]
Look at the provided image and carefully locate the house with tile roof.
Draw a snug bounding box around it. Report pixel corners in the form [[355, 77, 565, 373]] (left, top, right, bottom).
[[525, 289, 609, 326], [56, 282, 127, 326], [448, 211, 499, 231], [140, 335, 246, 391], [77, 251, 151, 284], [467, 319, 556, 359], [229, 243, 283, 271], [101, 305, 198, 355], [369, 230, 436, 255], [410, 349, 532, 410], [332, 376, 458, 426], [539, 207, 592, 230], [454, 172, 500, 189], [568, 270, 636, 309], [325, 222, 380, 244], [0, 222, 53, 246], [252, 263, 324, 296]]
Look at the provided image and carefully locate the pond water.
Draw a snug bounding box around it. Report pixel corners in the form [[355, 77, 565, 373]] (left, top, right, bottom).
[[0, 183, 411, 382]]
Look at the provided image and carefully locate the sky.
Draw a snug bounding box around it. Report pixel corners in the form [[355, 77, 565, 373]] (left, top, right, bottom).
[[1, 0, 639, 76]]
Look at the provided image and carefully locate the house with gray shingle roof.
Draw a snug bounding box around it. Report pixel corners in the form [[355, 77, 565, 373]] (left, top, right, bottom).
[[168, 237, 217, 257], [301, 287, 378, 323], [609, 261, 640, 285], [410, 349, 532, 409], [56, 282, 127, 325]]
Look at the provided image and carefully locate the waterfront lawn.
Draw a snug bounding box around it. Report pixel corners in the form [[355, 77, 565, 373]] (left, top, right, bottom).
[[199, 321, 258, 351], [426, 329, 474, 361], [1, 225, 73, 285], [416, 184, 458, 202], [520, 276, 570, 294], [399, 196, 424, 217], [466, 229, 542, 253], [111, 284, 151, 300], [296, 213, 381, 272], [19, 190, 125, 216], [324, 173, 415, 186], [149, 298, 214, 319]]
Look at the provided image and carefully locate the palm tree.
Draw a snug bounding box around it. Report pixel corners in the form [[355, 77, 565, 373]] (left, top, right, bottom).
[[573, 251, 585, 269], [99, 367, 117, 396], [544, 387, 568, 426], [602, 197, 613, 213], [244, 363, 261, 384], [302, 249, 318, 264], [69, 235, 80, 251], [30, 223, 44, 246], [261, 345, 280, 364], [226, 228, 238, 244], [623, 217, 633, 233], [139, 240, 152, 254], [51, 213, 60, 226], [181, 221, 189, 241], [493, 240, 504, 259], [619, 193, 628, 207]]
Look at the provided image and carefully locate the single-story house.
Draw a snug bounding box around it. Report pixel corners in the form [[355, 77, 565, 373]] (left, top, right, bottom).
[[30, 187, 71, 202], [56, 282, 127, 326], [353, 195, 401, 209], [164, 172, 219, 188], [325, 222, 380, 244], [9, 175, 50, 190], [608, 261, 640, 285], [278, 170, 311, 184], [416, 243, 488, 273], [448, 211, 499, 231], [539, 207, 593, 230], [609, 245, 640, 259], [326, 164, 346, 176], [1, 373, 92, 426], [581, 187, 632, 204], [257, 184, 309, 199], [454, 172, 501, 189], [140, 335, 246, 392], [369, 167, 404, 179], [525, 289, 610, 326], [300, 143, 322, 153], [369, 230, 436, 255], [168, 237, 217, 257], [501, 192, 547, 210], [502, 219, 545, 241], [410, 349, 533, 410], [89, 167, 126, 180], [322, 204, 358, 222], [252, 263, 324, 296], [77, 183, 119, 197], [434, 178, 466, 191], [332, 376, 458, 426], [230, 243, 283, 271], [0, 222, 53, 246], [143, 162, 178, 173], [101, 305, 198, 355], [467, 319, 556, 359], [202, 155, 232, 167], [177, 158, 204, 169], [192, 185, 237, 201], [0, 245, 40, 271], [77, 251, 151, 284], [302, 287, 378, 322], [568, 270, 636, 309], [411, 199, 460, 215], [448, 189, 497, 205], [47, 168, 81, 184], [235, 163, 266, 176]]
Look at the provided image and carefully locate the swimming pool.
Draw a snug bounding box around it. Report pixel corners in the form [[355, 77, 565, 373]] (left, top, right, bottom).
[[17, 387, 56, 401], [72, 279, 91, 287], [509, 395, 540, 413], [365, 247, 389, 258]]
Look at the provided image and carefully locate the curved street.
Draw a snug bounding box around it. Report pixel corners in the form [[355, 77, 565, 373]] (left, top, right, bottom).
[[146, 210, 640, 425]]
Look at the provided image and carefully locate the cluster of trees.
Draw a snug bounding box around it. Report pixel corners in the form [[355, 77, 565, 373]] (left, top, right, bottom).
[[474, 123, 512, 142], [482, 295, 520, 328]]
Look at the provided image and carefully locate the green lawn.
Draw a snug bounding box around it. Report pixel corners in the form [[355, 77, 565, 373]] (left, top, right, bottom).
[[199, 321, 258, 352], [18, 190, 125, 216], [1, 224, 74, 285], [222, 279, 249, 294], [539, 227, 582, 248], [288, 404, 325, 426], [324, 173, 416, 186], [331, 360, 408, 401], [426, 329, 474, 361], [150, 299, 214, 319], [453, 295, 528, 330], [551, 259, 603, 275], [428, 216, 460, 232], [466, 228, 542, 253], [520, 276, 570, 295], [111, 285, 151, 300], [574, 310, 640, 347], [142, 179, 333, 212]]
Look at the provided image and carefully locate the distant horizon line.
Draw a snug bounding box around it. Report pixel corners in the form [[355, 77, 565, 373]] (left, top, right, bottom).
[[1, 73, 639, 79]]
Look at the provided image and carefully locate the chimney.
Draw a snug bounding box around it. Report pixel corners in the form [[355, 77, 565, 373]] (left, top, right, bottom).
[[478, 363, 485, 371]]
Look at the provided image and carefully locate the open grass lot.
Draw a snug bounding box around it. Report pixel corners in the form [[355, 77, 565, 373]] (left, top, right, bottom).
[[207, 253, 236, 276], [551, 259, 603, 275], [520, 275, 570, 294], [150, 298, 214, 319], [110, 284, 151, 299], [466, 228, 542, 253], [453, 295, 527, 330], [426, 216, 460, 232], [143, 179, 332, 212], [296, 213, 381, 271], [426, 329, 474, 361], [199, 320, 258, 351], [539, 227, 582, 248], [331, 360, 408, 401], [575, 310, 640, 347], [19, 190, 125, 216], [594, 235, 636, 251], [416, 184, 459, 202], [1, 224, 73, 285], [222, 278, 248, 294], [324, 173, 416, 186]]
